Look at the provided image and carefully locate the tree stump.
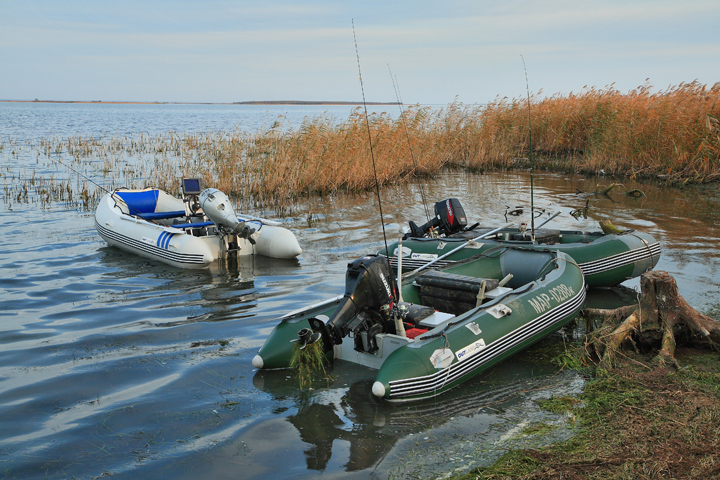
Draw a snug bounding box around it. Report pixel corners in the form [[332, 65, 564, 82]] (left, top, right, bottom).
[[582, 271, 719, 369]]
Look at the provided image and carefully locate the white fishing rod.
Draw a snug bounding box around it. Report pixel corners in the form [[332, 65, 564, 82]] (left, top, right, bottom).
[[522, 55, 535, 240], [353, 20, 390, 258], [535, 211, 561, 230], [406, 223, 514, 276]]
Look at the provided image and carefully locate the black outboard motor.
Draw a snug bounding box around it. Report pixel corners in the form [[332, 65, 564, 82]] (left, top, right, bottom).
[[309, 255, 398, 353], [407, 198, 467, 238]]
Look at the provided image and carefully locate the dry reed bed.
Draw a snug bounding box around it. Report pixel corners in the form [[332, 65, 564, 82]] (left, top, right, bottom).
[[3, 81, 719, 210], [491, 80, 720, 182]]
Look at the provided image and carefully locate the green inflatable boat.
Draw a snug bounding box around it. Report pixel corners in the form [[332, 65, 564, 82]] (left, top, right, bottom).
[[380, 198, 661, 288], [252, 246, 585, 402]]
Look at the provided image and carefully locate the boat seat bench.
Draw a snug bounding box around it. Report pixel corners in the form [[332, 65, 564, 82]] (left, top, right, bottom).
[[170, 221, 215, 229], [415, 270, 501, 316]]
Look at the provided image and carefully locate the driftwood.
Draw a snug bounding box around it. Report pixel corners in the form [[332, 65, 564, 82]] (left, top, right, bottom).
[[583, 271, 720, 369]]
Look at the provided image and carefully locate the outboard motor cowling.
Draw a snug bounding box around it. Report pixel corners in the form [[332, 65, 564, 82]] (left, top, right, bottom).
[[313, 255, 398, 350], [199, 188, 255, 240], [408, 198, 467, 238]]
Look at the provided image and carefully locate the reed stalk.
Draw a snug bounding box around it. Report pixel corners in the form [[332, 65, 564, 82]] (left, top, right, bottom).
[[3, 81, 719, 210]]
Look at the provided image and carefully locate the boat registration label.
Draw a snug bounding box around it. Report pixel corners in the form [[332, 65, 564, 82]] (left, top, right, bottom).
[[528, 284, 576, 314], [455, 338, 486, 362]]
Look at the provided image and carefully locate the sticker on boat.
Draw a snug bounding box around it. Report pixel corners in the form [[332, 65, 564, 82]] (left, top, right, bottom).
[[411, 253, 438, 261], [393, 246, 412, 257], [141, 236, 155, 245], [455, 338, 486, 362], [429, 348, 454, 369]]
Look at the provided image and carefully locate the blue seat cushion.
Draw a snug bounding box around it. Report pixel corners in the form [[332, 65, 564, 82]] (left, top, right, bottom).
[[138, 211, 186, 220], [115, 190, 160, 214]]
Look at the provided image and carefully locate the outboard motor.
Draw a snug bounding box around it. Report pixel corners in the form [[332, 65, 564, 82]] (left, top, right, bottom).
[[199, 188, 255, 240], [407, 198, 467, 238], [309, 255, 398, 354]]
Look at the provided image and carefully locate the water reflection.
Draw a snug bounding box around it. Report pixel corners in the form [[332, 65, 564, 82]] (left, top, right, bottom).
[[1, 165, 719, 479], [251, 346, 582, 477]]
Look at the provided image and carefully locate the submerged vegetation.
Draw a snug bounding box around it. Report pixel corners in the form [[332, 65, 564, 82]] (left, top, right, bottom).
[[2, 81, 719, 210]]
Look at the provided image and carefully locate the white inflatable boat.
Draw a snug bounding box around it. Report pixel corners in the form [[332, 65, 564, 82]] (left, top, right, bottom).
[[94, 179, 302, 269]]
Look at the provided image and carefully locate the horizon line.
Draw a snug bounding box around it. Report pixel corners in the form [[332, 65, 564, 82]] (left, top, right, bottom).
[[1, 99, 401, 106]]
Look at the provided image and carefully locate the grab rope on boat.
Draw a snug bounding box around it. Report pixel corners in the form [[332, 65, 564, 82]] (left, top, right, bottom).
[[436, 332, 453, 394], [628, 232, 657, 274], [534, 255, 582, 282]]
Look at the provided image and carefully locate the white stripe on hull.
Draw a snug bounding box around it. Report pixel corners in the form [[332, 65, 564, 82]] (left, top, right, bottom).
[[388, 242, 660, 277], [579, 243, 660, 275], [386, 285, 587, 400], [96, 221, 208, 266]]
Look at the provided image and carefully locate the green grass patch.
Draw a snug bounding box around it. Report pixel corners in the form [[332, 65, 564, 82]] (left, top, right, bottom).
[[538, 396, 581, 415], [520, 423, 558, 437], [453, 348, 720, 479]]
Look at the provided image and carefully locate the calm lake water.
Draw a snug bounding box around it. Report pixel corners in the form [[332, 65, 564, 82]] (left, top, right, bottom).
[[1, 102, 719, 479]]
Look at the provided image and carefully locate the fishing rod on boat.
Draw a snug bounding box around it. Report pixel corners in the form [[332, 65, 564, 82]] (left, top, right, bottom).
[[45, 150, 148, 217], [522, 55, 536, 240], [352, 22, 409, 339], [408, 222, 514, 276], [49, 152, 111, 196], [353, 20, 390, 258], [535, 211, 561, 230], [388, 65, 432, 224]]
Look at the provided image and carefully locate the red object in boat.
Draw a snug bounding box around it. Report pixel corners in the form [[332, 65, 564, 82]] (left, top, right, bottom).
[[404, 327, 429, 339]]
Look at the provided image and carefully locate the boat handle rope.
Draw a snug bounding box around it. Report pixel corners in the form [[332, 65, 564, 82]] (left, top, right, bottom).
[[436, 332, 453, 394], [627, 232, 656, 273], [534, 255, 582, 282]]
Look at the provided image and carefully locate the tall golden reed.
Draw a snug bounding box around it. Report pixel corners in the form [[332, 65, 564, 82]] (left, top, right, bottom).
[[187, 81, 719, 206], [4, 81, 719, 210]]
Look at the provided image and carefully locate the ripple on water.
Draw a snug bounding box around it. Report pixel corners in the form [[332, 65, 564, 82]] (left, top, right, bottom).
[[0, 167, 719, 479]]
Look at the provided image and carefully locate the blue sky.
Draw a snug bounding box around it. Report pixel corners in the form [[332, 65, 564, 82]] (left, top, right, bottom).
[[1, 0, 718, 105]]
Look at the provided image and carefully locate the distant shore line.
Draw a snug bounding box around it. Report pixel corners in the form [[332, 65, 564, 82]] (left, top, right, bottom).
[[1, 99, 399, 106]]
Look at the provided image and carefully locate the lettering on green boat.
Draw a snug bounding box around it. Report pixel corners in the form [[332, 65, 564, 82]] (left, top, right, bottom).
[[528, 284, 576, 314]]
